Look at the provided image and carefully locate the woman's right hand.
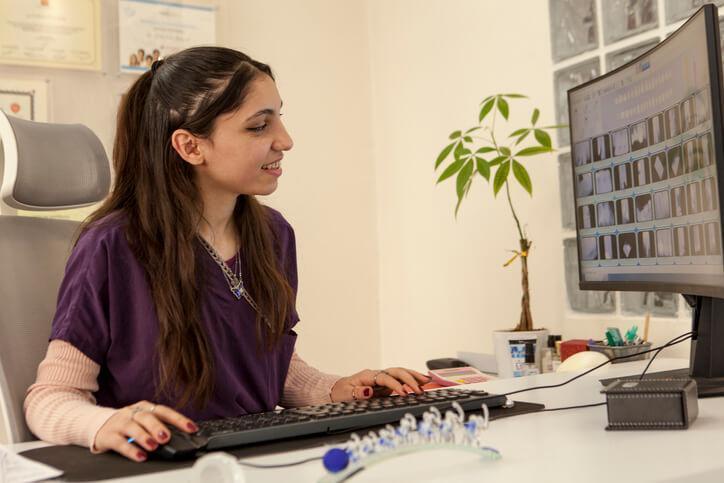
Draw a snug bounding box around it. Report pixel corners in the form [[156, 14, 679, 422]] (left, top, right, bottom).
[[94, 400, 198, 462]]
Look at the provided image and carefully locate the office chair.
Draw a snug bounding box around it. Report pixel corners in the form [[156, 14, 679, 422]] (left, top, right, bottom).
[[0, 110, 110, 443]]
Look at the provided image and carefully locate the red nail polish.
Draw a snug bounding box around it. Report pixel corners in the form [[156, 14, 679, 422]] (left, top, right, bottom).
[[363, 387, 371, 397], [187, 422, 198, 432], [158, 431, 168, 441], [146, 438, 157, 448], [137, 451, 147, 461]]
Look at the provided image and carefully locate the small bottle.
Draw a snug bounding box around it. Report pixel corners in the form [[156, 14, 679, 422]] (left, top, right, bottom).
[[550, 335, 562, 372]]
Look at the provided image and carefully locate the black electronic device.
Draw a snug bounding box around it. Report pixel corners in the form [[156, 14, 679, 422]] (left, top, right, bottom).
[[567, 4, 724, 396], [154, 388, 506, 460], [426, 357, 469, 370]]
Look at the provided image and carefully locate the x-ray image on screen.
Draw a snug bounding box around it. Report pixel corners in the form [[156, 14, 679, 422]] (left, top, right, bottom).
[[666, 105, 682, 139], [654, 190, 671, 219], [651, 152, 667, 182], [619, 232, 638, 259], [688, 181, 702, 214], [612, 128, 630, 156], [700, 132, 713, 166], [706, 221, 722, 255], [574, 140, 592, 166], [597, 201, 616, 226], [668, 146, 684, 178], [595, 168, 613, 194], [592, 134, 611, 161], [578, 204, 596, 228], [581, 236, 598, 260], [695, 89, 710, 125], [702, 177, 718, 211], [630, 121, 648, 151], [617, 197, 635, 224], [671, 186, 687, 217], [683, 138, 700, 173], [636, 194, 653, 222], [577, 172, 594, 197], [691, 224, 706, 256], [682, 96, 697, 131], [648, 113, 666, 145], [674, 226, 690, 256], [638, 230, 656, 258], [657, 228, 673, 257], [599, 234, 618, 260], [614, 163, 632, 190], [633, 157, 651, 186]]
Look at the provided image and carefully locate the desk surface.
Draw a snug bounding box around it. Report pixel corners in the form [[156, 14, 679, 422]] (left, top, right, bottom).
[[10, 358, 724, 483]]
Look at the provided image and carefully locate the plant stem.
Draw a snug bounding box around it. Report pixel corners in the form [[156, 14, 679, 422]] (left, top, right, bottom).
[[504, 181, 524, 242]]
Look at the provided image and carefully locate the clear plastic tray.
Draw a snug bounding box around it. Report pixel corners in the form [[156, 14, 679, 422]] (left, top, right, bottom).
[[587, 341, 652, 363]]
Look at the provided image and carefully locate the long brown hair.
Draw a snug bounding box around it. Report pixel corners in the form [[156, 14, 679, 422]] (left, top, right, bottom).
[[79, 47, 295, 408]]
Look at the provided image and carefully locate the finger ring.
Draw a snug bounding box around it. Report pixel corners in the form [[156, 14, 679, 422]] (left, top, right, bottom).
[[352, 386, 358, 400], [149, 404, 156, 413], [127, 437, 136, 444]]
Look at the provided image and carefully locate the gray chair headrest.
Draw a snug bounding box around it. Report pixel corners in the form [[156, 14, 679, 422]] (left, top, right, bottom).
[[0, 111, 110, 210]]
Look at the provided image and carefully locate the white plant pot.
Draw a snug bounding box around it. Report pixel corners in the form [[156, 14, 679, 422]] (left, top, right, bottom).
[[493, 329, 550, 378]]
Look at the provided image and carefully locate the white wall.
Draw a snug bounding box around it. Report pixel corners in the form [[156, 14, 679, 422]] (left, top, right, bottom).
[[367, 1, 565, 368]]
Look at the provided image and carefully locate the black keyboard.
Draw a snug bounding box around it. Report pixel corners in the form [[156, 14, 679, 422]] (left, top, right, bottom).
[[155, 388, 506, 460]]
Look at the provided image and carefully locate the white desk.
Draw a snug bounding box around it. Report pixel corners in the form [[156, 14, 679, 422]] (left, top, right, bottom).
[[9, 358, 724, 483]]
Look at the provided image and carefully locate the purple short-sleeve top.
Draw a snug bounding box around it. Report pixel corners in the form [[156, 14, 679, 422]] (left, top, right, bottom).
[[50, 207, 299, 421]]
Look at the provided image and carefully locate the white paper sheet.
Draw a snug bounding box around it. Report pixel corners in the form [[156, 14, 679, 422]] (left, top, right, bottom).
[[0, 446, 63, 483]]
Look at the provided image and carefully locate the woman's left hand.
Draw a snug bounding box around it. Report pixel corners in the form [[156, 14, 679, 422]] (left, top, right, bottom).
[[330, 367, 431, 402]]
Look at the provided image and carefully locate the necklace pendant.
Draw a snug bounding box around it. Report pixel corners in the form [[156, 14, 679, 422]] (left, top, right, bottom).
[[231, 287, 242, 300]]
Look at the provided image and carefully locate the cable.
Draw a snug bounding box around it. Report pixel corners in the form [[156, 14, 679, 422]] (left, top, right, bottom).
[[501, 331, 694, 398], [237, 455, 323, 468], [541, 402, 606, 412], [638, 331, 694, 380]]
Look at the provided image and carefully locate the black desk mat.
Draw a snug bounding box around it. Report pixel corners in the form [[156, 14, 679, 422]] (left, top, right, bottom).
[[21, 401, 544, 482]]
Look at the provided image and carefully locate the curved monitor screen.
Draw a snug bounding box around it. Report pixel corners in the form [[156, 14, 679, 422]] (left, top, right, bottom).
[[567, 6, 724, 297]]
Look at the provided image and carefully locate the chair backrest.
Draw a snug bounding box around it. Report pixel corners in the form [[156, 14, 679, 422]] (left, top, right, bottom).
[[0, 111, 110, 443]]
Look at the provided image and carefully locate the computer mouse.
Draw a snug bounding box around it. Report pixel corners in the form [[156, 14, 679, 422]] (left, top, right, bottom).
[[556, 350, 610, 373], [153, 429, 209, 460]]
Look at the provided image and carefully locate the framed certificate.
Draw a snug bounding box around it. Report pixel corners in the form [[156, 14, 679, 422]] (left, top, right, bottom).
[[0, 0, 101, 70], [119, 0, 216, 74], [0, 78, 48, 121]]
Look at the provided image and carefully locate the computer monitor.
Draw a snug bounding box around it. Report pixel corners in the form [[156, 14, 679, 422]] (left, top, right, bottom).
[[567, 4, 724, 396]]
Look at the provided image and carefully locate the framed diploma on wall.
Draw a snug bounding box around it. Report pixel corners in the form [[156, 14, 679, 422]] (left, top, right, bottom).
[[118, 0, 216, 74], [0, 0, 101, 70], [0, 78, 48, 121]]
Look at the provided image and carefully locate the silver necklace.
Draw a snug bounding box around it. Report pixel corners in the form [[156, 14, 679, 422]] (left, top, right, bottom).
[[197, 235, 261, 313]]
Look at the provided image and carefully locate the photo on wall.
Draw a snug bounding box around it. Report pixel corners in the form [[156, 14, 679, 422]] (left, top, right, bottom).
[[621, 291, 679, 317], [555, 58, 600, 147], [549, 0, 599, 62], [665, 0, 724, 24], [564, 238, 616, 313], [602, 0, 658, 45], [606, 38, 659, 72]]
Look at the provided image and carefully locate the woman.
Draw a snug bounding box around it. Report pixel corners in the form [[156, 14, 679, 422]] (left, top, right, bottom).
[[24, 47, 428, 462]]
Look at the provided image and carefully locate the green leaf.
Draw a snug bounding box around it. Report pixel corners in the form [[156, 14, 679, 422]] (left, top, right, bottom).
[[515, 131, 530, 145], [502, 93, 527, 99], [489, 155, 507, 167], [539, 124, 568, 129], [508, 128, 528, 137], [479, 95, 494, 105], [476, 157, 490, 180], [463, 136, 473, 143], [456, 160, 474, 198], [531, 108, 540, 126], [499, 146, 511, 156], [478, 98, 495, 123], [493, 160, 510, 196], [435, 142, 456, 169], [512, 160, 532, 195], [437, 157, 465, 183], [515, 146, 553, 156], [449, 130, 462, 140], [453, 141, 465, 160], [497, 97, 509, 120], [534, 129, 552, 148], [465, 126, 482, 134], [475, 146, 495, 154]]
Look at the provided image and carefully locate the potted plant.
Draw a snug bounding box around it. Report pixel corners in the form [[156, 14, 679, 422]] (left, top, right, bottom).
[[434, 93, 563, 377]]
